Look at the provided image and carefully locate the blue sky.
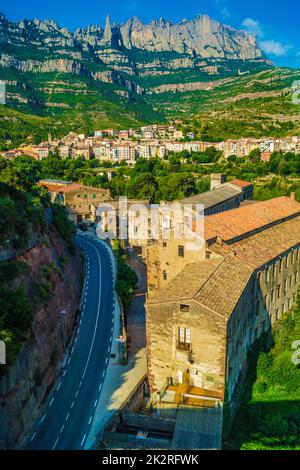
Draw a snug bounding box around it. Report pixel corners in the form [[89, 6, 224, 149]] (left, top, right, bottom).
[[1, 0, 299, 67]]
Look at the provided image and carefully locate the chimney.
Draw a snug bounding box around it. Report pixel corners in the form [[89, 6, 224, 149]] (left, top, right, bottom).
[[210, 173, 227, 191], [290, 192, 296, 201]]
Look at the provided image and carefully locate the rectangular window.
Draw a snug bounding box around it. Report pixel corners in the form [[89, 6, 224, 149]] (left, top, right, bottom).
[[277, 284, 281, 298], [163, 270, 168, 281], [163, 242, 167, 248], [178, 245, 185, 257], [178, 327, 191, 351], [180, 304, 190, 312], [265, 268, 269, 283]]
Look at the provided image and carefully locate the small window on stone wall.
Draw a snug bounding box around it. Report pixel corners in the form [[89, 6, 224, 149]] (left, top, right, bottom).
[[180, 304, 190, 312], [178, 245, 185, 257]]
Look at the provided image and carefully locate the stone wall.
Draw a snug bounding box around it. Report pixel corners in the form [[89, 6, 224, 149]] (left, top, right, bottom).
[[146, 298, 227, 398]]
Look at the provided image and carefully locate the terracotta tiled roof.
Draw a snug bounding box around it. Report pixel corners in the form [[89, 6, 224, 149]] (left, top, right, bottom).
[[204, 196, 300, 243], [147, 256, 252, 318], [56, 184, 82, 194], [148, 208, 300, 318], [147, 258, 223, 304], [39, 182, 81, 193], [194, 256, 252, 318], [211, 215, 300, 269], [230, 179, 253, 188]]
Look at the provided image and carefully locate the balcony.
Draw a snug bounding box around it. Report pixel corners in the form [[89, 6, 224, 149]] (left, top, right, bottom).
[[176, 341, 192, 352], [161, 383, 224, 408]]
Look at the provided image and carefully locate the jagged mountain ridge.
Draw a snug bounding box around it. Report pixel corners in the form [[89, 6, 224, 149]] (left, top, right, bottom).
[[0, 12, 269, 79], [0, 12, 276, 144], [76, 15, 265, 60]]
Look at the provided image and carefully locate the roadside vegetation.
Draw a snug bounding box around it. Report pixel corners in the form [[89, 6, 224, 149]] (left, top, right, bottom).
[[12, 146, 300, 203], [226, 288, 300, 450], [112, 241, 138, 310], [0, 156, 76, 372]]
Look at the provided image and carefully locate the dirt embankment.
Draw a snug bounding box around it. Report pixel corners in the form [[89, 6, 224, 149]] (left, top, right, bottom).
[[0, 232, 83, 449]]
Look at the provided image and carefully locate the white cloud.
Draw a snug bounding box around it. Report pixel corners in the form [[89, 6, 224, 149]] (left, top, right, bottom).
[[260, 40, 293, 57], [214, 0, 231, 20], [242, 17, 263, 37], [241, 18, 293, 58], [122, 1, 138, 12]]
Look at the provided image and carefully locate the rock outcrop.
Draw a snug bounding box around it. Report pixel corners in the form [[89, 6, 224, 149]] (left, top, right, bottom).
[[0, 232, 83, 450], [0, 12, 269, 75], [0, 11, 272, 119]]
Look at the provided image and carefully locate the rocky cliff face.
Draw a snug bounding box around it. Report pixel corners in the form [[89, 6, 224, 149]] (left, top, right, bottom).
[[0, 12, 269, 79], [0, 232, 83, 449], [117, 15, 263, 59], [0, 11, 272, 128]]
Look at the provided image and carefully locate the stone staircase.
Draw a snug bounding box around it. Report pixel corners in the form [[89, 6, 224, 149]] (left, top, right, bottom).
[[139, 398, 152, 416]]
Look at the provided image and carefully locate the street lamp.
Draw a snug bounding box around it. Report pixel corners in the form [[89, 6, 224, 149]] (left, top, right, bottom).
[[60, 310, 67, 354]]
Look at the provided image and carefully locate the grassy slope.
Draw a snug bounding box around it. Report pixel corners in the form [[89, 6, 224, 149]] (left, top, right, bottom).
[[2, 63, 300, 147], [227, 290, 300, 450], [148, 68, 300, 140]]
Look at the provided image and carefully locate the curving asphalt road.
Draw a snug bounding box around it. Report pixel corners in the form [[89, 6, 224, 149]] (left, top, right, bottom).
[[25, 234, 115, 450]]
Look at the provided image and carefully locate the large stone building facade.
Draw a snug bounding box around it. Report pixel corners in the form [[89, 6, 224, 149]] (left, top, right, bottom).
[[146, 196, 300, 420]]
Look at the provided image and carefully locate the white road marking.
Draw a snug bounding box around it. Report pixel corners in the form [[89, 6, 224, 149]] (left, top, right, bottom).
[[49, 398, 54, 406], [77, 238, 103, 382], [66, 413, 70, 421], [52, 436, 60, 450], [59, 425, 65, 434], [67, 358, 71, 365], [30, 432, 37, 441], [94, 399, 98, 408], [57, 382, 61, 391], [71, 401, 75, 408], [102, 370, 105, 378], [106, 357, 109, 365], [88, 416, 93, 425], [75, 390, 79, 398], [98, 383, 102, 392], [81, 434, 86, 447], [41, 414, 46, 424], [63, 370, 66, 376]]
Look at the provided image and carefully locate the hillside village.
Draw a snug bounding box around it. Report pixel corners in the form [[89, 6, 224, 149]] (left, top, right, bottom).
[[2, 124, 300, 163]]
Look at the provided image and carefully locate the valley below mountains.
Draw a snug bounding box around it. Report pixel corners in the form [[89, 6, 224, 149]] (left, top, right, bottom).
[[0, 12, 300, 145]]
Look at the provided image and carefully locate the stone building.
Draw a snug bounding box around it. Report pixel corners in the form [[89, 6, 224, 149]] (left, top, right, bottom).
[[146, 196, 300, 421], [39, 180, 111, 223]]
